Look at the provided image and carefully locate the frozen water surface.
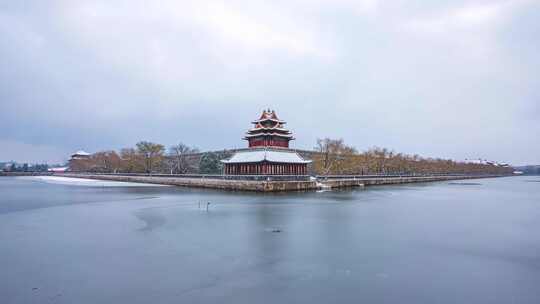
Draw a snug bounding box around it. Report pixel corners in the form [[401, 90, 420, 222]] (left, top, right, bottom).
[[1, 176, 540, 303], [20, 176, 167, 187]]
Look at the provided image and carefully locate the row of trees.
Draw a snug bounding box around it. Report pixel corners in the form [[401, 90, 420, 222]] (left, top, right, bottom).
[[70, 141, 233, 174], [70, 141, 206, 174], [312, 138, 513, 175], [2, 163, 49, 172], [69, 138, 513, 176]]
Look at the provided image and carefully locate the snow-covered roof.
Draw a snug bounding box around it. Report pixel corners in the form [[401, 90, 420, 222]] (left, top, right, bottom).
[[244, 133, 294, 138], [221, 149, 311, 164], [251, 109, 286, 124], [248, 127, 290, 132], [72, 150, 90, 156], [251, 118, 286, 124]]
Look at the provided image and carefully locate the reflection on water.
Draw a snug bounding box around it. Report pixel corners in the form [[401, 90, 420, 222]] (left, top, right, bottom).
[[1, 176, 540, 304]]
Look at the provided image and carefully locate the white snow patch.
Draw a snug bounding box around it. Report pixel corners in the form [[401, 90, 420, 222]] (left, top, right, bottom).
[[316, 181, 332, 192], [19, 176, 167, 187]]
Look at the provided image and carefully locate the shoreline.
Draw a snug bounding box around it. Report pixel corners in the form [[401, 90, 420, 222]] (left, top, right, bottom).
[[53, 173, 508, 192]]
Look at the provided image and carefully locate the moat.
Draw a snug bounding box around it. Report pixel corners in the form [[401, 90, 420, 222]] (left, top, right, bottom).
[[1, 176, 539, 304]]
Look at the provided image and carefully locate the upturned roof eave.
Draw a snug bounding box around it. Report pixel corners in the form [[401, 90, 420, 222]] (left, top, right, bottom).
[[248, 127, 291, 132], [251, 119, 286, 124], [244, 133, 294, 138]]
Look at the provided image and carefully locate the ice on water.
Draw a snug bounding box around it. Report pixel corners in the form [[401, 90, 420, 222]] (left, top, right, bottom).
[[19, 176, 165, 187]]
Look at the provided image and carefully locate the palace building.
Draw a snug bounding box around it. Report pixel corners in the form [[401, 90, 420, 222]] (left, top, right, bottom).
[[68, 150, 91, 172], [221, 110, 311, 175], [70, 150, 91, 160]]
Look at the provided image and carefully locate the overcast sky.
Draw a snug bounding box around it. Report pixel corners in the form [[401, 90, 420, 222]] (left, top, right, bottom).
[[1, 0, 539, 165]]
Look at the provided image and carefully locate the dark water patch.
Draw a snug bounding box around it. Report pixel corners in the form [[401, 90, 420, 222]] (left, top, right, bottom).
[[525, 180, 540, 183], [264, 227, 282, 233], [448, 182, 482, 186], [134, 209, 166, 232]]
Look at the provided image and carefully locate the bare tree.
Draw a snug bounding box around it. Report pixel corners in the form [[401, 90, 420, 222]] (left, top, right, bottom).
[[314, 138, 357, 175], [91, 151, 122, 173], [168, 143, 199, 174], [136, 141, 165, 173], [120, 148, 143, 173]]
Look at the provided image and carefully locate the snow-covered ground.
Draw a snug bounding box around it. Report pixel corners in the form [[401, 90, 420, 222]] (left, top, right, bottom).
[[18, 176, 166, 187]]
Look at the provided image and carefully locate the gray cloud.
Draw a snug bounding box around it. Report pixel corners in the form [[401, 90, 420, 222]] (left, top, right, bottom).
[[1, 0, 539, 165]]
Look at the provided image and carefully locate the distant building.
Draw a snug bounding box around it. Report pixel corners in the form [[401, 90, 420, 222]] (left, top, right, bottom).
[[221, 109, 311, 175], [68, 150, 91, 171], [1, 162, 10, 171], [70, 150, 91, 160]]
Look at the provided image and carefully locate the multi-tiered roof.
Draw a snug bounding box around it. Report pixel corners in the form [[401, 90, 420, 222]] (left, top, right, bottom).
[[244, 109, 294, 148], [221, 109, 311, 175]]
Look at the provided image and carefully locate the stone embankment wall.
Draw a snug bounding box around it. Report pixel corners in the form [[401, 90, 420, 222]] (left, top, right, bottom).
[[322, 175, 502, 188], [0, 172, 52, 176], [59, 173, 318, 191], [57, 173, 505, 192]]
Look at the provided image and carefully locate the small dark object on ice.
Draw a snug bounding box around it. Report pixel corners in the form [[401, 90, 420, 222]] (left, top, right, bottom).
[[272, 228, 281, 233], [32, 287, 38, 291]]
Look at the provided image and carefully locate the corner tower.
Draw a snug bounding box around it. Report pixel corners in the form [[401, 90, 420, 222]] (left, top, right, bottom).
[[244, 109, 294, 148], [221, 109, 311, 175]]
